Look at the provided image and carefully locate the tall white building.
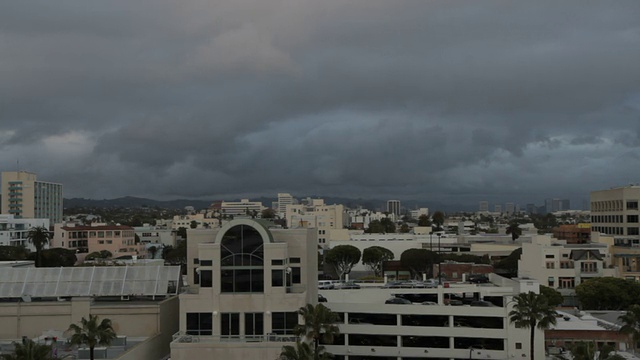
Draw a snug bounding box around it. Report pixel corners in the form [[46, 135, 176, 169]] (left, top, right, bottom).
[[286, 199, 346, 245], [220, 199, 265, 217], [277, 193, 294, 217], [505, 202, 515, 214], [387, 200, 401, 217], [591, 185, 640, 245], [1, 171, 63, 224]]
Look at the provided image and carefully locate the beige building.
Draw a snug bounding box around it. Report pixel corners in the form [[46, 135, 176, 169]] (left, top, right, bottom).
[[51, 224, 145, 260], [591, 185, 640, 245], [171, 219, 317, 360], [286, 199, 346, 246], [1, 171, 63, 224]]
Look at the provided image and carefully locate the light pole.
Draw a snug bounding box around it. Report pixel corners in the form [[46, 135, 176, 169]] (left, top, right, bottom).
[[286, 267, 292, 293], [437, 233, 442, 285]]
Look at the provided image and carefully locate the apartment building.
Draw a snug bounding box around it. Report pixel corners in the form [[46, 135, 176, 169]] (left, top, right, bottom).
[[51, 224, 145, 259], [518, 235, 616, 304], [552, 223, 591, 244], [386, 200, 401, 218], [172, 214, 220, 230], [0, 214, 50, 251], [220, 199, 265, 217], [1, 171, 63, 224], [170, 219, 317, 360], [277, 193, 295, 217], [591, 185, 640, 246], [286, 199, 346, 245]]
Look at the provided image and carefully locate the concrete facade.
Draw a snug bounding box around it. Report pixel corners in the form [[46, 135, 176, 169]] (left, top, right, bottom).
[[591, 185, 640, 245], [1, 171, 63, 224], [51, 224, 145, 259]]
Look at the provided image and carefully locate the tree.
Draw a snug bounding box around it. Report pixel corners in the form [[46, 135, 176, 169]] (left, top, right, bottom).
[[261, 208, 276, 219], [380, 218, 396, 233], [0, 338, 53, 360], [148, 246, 158, 259], [508, 292, 557, 360], [417, 214, 431, 227], [506, 222, 523, 242], [324, 245, 361, 280], [569, 342, 623, 360], [399, 223, 410, 233], [0, 246, 30, 261], [38, 248, 77, 267], [279, 340, 313, 360], [26, 226, 50, 267], [190, 220, 198, 229], [576, 277, 640, 310], [619, 304, 640, 353], [539, 285, 564, 307], [68, 315, 117, 360], [176, 227, 187, 239], [431, 211, 445, 231], [293, 303, 340, 358], [494, 248, 522, 278], [400, 248, 439, 279], [85, 250, 112, 261], [362, 246, 394, 277]]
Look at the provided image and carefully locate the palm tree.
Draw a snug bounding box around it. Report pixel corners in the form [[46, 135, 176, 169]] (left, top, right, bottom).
[[506, 222, 523, 242], [619, 304, 640, 353], [509, 291, 557, 359], [279, 340, 332, 360], [293, 304, 340, 357], [148, 246, 158, 259], [0, 339, 53, 360], [431, 211, 445, 232], [26, 226, 50, 267], [67, 314, 117, 360]]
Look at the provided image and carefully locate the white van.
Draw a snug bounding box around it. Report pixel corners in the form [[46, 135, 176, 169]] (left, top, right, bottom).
[[318, 280, 335, 289]]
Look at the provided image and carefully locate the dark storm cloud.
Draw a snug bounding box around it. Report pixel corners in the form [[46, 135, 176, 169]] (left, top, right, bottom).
[[2, 1, 640, 207]]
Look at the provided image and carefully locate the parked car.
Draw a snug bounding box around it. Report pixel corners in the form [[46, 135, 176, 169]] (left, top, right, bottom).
[[318, 280, 335, 289], [420, 301, 438, 305], [385, 297, 412, 304], [318, 294, 327, 302], [447, 299, 464, 306], [470, 300, 495, 307], [334, 281, 361, 290], [383, 281, 404, 288], [399, 280, 426, 288], [468, 275, 490, 284]]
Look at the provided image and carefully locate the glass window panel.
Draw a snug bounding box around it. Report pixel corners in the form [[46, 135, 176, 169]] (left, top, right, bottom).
[[200, 270, 212, 288], [272, 269, 284, 287]]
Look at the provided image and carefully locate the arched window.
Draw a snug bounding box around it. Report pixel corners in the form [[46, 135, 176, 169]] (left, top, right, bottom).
[[220, 225, 264, 293]]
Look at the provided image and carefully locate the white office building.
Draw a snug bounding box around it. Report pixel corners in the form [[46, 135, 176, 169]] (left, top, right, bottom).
[[0, 214, 49, 251]]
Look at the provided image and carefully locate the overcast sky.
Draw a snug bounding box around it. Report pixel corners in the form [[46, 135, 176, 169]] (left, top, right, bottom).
[[2, 1, 640, 209]]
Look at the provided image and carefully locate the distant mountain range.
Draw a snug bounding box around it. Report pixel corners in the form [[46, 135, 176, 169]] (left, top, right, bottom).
[[64, 196, 473, 213]]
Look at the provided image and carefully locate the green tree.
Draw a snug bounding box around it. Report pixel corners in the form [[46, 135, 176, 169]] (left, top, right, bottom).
[[619, 304, 640, 353], [380, 217, 396, 233], [85, 250, 112, 261], [293, 303, 340, 358], [26, 226, 50, 267], [164, 241, 186, 265], [569, 341, 623, 360], [431, 211, 445, 231], [324, 245, 361, 280], [400, 248, 438, 279], [279, 340, 313, 360], [0, 339, 53, 360], [362, 246, 394, 277], [68, 315, 117, 360], [190, 220, 198, 229], [0, 246, 30, 261], [576, 277, 640, 310], [261, 208, 276, 219], [417, 214, 431, 227], [494, 248, 522, 278], [539, 285, 564, 307], [506, 222, 523, 242], [365, 220, 384, 234], [176, 227, 187, 239], [508, 292, 557, 360], [148, 246, 158, 259], [38, 248, 77, 267], [399, 223, 410, 233]]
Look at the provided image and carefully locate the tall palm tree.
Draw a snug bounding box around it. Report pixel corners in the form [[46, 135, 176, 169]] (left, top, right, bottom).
[[68, 315, 117, 360], [619, 304, 640, 353], [293, 304, 340, 357], [26, 226, 50, 267], [0, 339, 53, 360], [509, 292, 557, 359], [279, 340, 332, 360], [506, 222, 523, 242]]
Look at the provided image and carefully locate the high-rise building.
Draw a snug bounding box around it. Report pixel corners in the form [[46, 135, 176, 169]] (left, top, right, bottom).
[[479, 201, 489, 212], [591, 185, 640, 245], [505, 203, 515, 214], [387, 200, 401, 217], [277, 193, 294, 217], [1, 171, 63, 224], [494, 204, 502, 213]]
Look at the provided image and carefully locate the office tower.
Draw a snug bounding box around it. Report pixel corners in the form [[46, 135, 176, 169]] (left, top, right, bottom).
[[479, 201, 489, 212], [494, 204, 502, 213], [591, 185, 640, 245], [277, 193, 294, 216], [1, 171, 63, 224], [505, 203, 515, 214], [387, 200, 401, 217]]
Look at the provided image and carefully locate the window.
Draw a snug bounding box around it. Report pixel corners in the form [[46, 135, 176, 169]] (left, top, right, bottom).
[[291, 267, 301, 284], [220, 225, 264, 293], [548, 277, 555, 287], [98, 240, 104, 244], [221, 313, 240, 337], [245, 313, 264, 336], [629, 227, 640, 236], [546, 262, 555, 269], [289, 257, 301, 264], [272, 269, 284, 287], [106, 240, 112, 244], [545, 254, 555, 259], [186, 313, 212, 335], [516, 342, 522, 350], [629, 215, 639, 223], [272, 312, 298, 335], [200, 260, 212, 266], [628, 201, 639, 210], [200, 270, 212, 287], [272, 259, 284, 266], [193, 271, 200, 285], [194, 258, 199, 264]]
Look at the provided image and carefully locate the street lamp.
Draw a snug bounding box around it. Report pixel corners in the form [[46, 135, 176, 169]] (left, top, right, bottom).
[[437, 233, 442, 285], [286, 267, 292, 293]]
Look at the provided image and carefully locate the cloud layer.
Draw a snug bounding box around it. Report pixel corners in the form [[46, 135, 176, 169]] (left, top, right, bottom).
[[2, 1, 640, 208]]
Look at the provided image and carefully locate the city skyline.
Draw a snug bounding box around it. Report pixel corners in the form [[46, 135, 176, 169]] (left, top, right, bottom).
[[1, 2, 640, 207]]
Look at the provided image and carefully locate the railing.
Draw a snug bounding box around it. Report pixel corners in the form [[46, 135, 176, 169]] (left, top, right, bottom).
[[172, 332, 297, 344]]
